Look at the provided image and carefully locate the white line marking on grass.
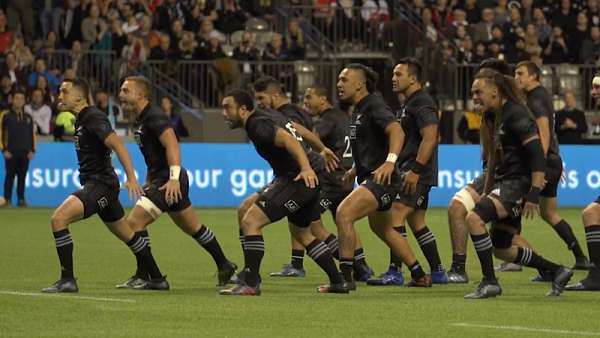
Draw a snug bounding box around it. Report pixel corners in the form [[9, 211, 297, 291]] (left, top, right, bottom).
[[0, 291, 136, 303], [451, 323, 600, 336]]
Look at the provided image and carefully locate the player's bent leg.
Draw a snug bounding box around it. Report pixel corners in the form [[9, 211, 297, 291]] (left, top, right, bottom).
[[220, 204, 270, 296], [289, 222, 348, 294], [407, 209, 447, 283], [237, 193, 259, 252], [567, 201, 600, 291], [447, 187, 477, 282], [270, 230, 306, 278], [368, 208, 431, 287], [335, 186, 379, 284], [42, 195, 85, 293], [169, 207, 237, 286], [540, 197, 591, 269]]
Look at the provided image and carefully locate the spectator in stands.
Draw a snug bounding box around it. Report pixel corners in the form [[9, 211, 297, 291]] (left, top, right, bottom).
[[0, 52, 27, 87], [581, 25, 600, 64], [201, 36, 226, 60], [587, 0, 600, 26], [489, 25, 507, 57], [532, 7, 552, 46], [571, 12, 590, 62], [0, 11, 13, 54], [156, 0, 186, 32], [40, 31, 59, 55], [95, 89, 120, 119], [556, 90, 588, 144], [81, 3, 101, 49], [7, 34, 34, 69], [553, 0, 577, 36], [185, 1, 218, 32], [232, 31, 259, 86], [524, 23, 542, 56], [506, 37, 529, 63], [169, 18, 185, 50], [66, 41, 86, 76], [464, 0, 481, 24], [111, 19, 128, 57], [471, 7, 494, 43], [431, 0, 452, 31], [6, 0, 34, 44], [25, 88, 52, 135], [457, 110, 481, 144], [93, 19, 112, 52], [285, 18, 306, 61], [263, 32, 288, 62], [1, 86, 35, 207], [177, 31, 198, 60], [544, 26, 570, 63], [138, 15, 160, 50], [120, 33, 147, 77], [197, 19, 226, 51], [34, 75, 56, 106], [0, 75, 12, 110], [59, 0, 84, 48], [520, 0, 534, 23], [216, 0, 247, 34], [27, 58, 60, 93], [241, 0, 275, 23], [420, 7, 438, 43], [472, 41, 489, 63], [457, 37, 474, 63], [38, 0, 62, 39], [62, 68, 76, 81], [447, 8, 468, 39], [122, 15, 140, 35], [150, 34, 177, 61], [493, 0, 509, 26], [160, 96, 189, 140], [503, 6, 522, 44]]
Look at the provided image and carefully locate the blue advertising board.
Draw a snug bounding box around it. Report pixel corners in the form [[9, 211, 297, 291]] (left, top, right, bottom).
[[0, 144, 598, 207]]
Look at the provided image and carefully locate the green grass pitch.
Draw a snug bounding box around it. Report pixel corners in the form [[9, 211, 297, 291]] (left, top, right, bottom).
[[1, 208, 600, 337]]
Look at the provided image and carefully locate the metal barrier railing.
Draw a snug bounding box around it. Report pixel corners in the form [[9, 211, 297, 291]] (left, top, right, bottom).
[[145, 60, 340, 108]]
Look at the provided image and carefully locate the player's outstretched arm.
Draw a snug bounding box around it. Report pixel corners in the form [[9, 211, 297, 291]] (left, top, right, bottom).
[[274, 127, 318, 188], [158, 128, 182, 205], [104, 133, 143, 200]]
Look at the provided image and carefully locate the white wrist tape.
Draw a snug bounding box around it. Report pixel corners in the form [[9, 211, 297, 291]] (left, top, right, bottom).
[[169, 165, 181, 181], [386, 153, 398, 164]]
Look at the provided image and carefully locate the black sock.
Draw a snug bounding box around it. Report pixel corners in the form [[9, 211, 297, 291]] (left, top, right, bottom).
[[340, 257, 353, 282], [238, 228, 245, 252], [471, 233, 496, 281], [354, 247, 367, 266], [408, 261, 425, 280], [306, 240, 342, 284], [243, 235, 264, 287], [133, 230, 149, 278], [127, 232, 163, 280], [324, 234, 339, 260], [515, 247, 560, 274], [53, 229, 74, 279], [291, 249, 304, 269], [414, 226, 443, 272], [451, 254, 466, 271], [193, 225, 229, 270], [553, 219, 585, 258], [585, 225, 600, 268], [389, 226, 407, 270]]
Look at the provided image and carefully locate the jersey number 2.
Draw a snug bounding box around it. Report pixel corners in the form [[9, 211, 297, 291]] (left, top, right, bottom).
[[343, 136, 352, 158]]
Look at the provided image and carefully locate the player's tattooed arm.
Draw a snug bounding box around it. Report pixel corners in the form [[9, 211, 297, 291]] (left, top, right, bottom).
[[104, 133, 144, 200], [374, 121, 404, 185], [158, 128, 182, 205], [274, 127, 318, 188]]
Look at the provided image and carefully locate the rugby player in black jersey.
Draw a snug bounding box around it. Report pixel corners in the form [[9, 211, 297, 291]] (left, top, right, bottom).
[[514, 61, 592, 280], [367, 58, 447, 286], [464, 68, 572, 299], [565, 72, 600, 291], [219, 89, 347, 296], [42, 78, 163, 293], [303, 84, 374, 281], [334, 63, 431, 289], [116, 76, 237, 290], [446, 58, 514, 283]]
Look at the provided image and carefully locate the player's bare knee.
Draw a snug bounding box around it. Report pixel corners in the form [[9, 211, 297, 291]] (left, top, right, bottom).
[[582, 203, 600, 226], [465, 211, 484, 229], [492, 247, 511, 261], [448, 198, 466, 219], [50, 212, 68, 231]]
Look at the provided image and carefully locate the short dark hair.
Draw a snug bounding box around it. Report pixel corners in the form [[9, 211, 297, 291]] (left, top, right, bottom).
[[253, 76, 284, 94], [62, 77, 92, 103], [308, 84, 329, 100], [11, 86, 27, 97], [124, 76, 151, 99], [397, 57, 423, 82], [225, 89, 254, 111], [477, 58, 512, 76], [515, 60, 541, 81], [345, 63, 379, 92]]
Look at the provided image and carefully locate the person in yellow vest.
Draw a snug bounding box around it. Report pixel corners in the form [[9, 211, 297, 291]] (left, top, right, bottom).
[[457, 110, 481, 144]]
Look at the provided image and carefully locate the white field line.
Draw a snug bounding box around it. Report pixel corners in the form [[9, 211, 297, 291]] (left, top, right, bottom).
[[0, 290, 136, 303], [451, 323, 600, 336]]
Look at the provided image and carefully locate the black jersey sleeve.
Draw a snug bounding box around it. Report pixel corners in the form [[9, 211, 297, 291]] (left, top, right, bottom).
[[509, 112, 538, 142], [314, 115, 334, 139], [371, 104, 397, 132], [248, 116, 278, 145], [147, 114, 172, 137], [415, 105, 439, 129], [87, 112, 114, 141], [528, 97, 549, 120]]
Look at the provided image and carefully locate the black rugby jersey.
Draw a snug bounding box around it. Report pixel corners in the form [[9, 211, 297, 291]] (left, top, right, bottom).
[[134, 103, 173, 181], [526, 85, 559, 158], [314, 107, 353, 171]]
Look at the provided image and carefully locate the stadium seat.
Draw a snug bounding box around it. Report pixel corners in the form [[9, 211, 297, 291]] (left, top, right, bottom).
[[230, 30, 245, 47], [246, 17, 269, 32], [255, 31, 274, 50], [540, 66, 554, 94], [221, 44, 234, 57]]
